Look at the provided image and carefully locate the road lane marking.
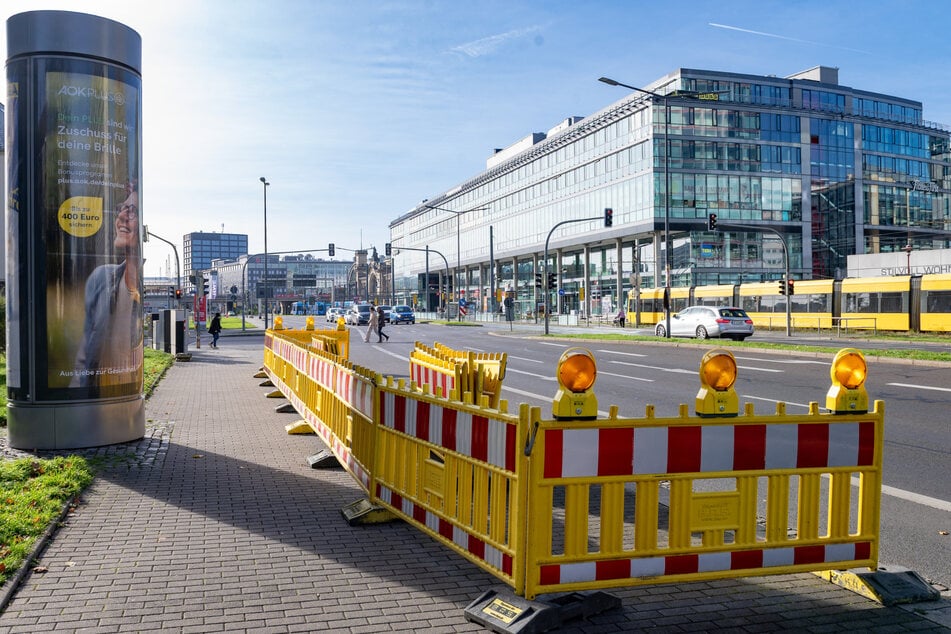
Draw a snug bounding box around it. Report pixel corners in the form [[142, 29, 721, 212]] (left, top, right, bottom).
[[875, 482, 951, 512], [502, 385, 611, 417], [539, 342, 570, 348], [736, 365, 784, 373], [599, 371, 653, 382], [734, 356, 827, 365], [597, 349, 648, 358], [508, 355, 544, 363], [609, 360, 694, 375], [887, 382, 951, 393], [740, 394, 812, 409], [506, 368, 557, 381]]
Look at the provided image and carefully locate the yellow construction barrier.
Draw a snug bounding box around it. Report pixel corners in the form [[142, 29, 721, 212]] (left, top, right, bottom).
[[262, 332, 884, 603], [410, 344, 467, 400]]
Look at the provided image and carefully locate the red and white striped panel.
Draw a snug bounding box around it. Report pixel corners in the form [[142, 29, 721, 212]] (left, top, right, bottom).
[[543, 421, 877, 478], [410, 361, 454, 398], [376, 483, 514, 578], [306, 355, 335, 390], [379, 392, 517, 472], [335, 371, 373, 419], [538, 541, 872, 586]]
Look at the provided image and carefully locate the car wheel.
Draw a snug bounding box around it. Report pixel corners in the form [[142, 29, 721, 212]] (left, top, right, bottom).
[[655, 324, 666, 337], [695, 325, 709, 339]]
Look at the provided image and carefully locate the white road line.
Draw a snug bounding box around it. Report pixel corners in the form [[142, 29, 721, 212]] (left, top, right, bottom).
[[734, 356, 827, 365], [539, 342, 570, 348], [740, 394, 812, 409], [609, 360, 694, 375], [597, 349, 648, 358], [508, 355, 544, 363], [599, 371, 653, 382], [506, 367, 557, 381], [887, 382, 951, 393], [374, 346, 408, 361], [502, 385, 611, 417], [736, 365, 784, 373], [876, 482, 951, 512]]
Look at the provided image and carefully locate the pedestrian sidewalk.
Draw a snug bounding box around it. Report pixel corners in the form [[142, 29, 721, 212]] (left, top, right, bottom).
[[0, 335, 948, 632]]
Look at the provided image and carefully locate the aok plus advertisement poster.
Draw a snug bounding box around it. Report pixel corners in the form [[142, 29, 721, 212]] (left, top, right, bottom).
[[43, 70, 143, 398]]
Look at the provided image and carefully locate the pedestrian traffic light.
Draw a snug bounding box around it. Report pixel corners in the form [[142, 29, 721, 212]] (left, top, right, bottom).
[[328, 243, 335, 257], [787, 279, 795, 295], [778, 279, 786, 295], [548, 272, 557, 290], [175, 288, 182, 299], [604, 208, 613, 227], [385, 242, 391, 256], [534, 273, 542, 288], [707, 213, 718, 231]]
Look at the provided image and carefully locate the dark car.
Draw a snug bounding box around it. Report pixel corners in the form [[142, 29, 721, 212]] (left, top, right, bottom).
[[655, 306, 754, 341], [390, 305, 415, 324]]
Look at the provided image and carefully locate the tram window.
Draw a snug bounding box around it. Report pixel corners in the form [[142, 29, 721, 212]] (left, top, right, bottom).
[[879, 292, 906, 313], [924, 290, 951, 313], [845, 293, 873, 313]]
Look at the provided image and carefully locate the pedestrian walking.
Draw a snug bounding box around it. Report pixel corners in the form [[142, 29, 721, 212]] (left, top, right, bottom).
[[209, 312, 222, 348], [377, 306, 389, 342], [364, 306, 378, 343]]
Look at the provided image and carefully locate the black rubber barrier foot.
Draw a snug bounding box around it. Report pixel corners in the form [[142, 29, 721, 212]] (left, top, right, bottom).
[[464, 586, 620, 633], [259, 380, 274, 387], [816, 566, 941, 606], [307, 450, 341, 468], [340, 498, 396, 526], [274, 402, 296, 413]]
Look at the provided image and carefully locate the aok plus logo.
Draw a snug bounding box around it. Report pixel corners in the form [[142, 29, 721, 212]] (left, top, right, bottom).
[[56, 84, 125, 106]]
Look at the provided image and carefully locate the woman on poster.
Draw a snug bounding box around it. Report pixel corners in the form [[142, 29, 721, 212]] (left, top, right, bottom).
[[71, 181, 143, 391]]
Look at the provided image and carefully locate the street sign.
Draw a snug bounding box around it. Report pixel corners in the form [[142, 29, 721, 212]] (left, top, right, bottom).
[[558, 288, 565, 296]]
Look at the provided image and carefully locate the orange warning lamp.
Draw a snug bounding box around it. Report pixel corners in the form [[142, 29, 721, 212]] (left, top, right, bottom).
[[273, 315, 284, 330], [552, 347, 598, 420], [826, 348, 868, 414], [305, 316, 315, 330], [695, 349, 739, 417]]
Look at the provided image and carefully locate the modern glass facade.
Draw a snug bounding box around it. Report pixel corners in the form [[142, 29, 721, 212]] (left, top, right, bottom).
[[182, 231, 249, 288], [389, 66, 951, 316]]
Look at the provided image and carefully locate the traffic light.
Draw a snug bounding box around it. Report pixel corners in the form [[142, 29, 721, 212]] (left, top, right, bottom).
[[534, 273, 542, 288], [548, 272, 557, 290], [328, 243, 335, 257], [168, 285, 175, 298], [778, 279, 786, 295], [385, 242, 392, 256], [175, 289, 182, 299], [787, 279, 795, 295], [707, 213, 718, 231], [202, 275, 210, 297], [604, 208, 613, 227]]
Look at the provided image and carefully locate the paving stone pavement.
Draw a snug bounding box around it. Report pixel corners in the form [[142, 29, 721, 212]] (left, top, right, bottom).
[[1, 331, 948, 633]]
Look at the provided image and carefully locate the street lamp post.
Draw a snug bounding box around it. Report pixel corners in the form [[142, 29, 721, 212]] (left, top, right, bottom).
[[145, 229, 181, 308], [260, 177, 269, 329], [599, 76, 672, 339], [422, 204, 489, 321]]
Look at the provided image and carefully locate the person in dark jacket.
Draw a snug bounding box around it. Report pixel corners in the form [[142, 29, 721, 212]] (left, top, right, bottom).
[[376, 306, 389, 342], [209, 312, 222, 348]]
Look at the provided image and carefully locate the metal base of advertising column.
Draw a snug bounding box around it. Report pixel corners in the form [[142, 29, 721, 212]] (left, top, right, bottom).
[[8, 398, 145, 450]]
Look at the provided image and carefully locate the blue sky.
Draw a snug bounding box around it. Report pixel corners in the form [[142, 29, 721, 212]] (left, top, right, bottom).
[[4, 1, 951, 277]]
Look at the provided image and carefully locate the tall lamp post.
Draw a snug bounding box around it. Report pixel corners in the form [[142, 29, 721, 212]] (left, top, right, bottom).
[[260, 177, 270, 329], [422, 204, 489, 321], [599, 76, 672, 339]]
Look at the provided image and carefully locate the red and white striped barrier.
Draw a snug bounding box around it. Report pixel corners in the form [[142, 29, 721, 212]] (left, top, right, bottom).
[[543, 421, 876, 479], [379, 392, 517, 473]]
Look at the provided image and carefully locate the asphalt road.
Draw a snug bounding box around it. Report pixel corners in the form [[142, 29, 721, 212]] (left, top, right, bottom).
[[281, 315, 951, 593]]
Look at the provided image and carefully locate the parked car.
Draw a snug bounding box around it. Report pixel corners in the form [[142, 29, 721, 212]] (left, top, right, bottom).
[[654, 306, 754, 341], [326, 307, 342, 322], [390, 305, 415, 324], [346, 303, 372, 325]]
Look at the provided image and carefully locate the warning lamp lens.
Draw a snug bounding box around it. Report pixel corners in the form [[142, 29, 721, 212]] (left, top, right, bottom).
[[274, 315, 283, 328], [557, 349, 597, 392], [700, 350, 737, 391], [832, 350, 866, 389]]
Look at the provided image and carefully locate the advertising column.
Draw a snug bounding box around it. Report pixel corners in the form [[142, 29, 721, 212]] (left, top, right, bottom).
[[6, 11, 144, 448]]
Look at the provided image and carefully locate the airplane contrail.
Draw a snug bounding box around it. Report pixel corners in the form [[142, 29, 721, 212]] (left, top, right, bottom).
[[709, 23, 873, 55]]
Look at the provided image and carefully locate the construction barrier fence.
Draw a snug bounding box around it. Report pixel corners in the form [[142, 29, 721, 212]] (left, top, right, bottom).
[[262, 331, 883, 601]]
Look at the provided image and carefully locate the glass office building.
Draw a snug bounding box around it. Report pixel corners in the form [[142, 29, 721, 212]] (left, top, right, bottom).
[[389, 66, 951, 316], [183, 231, 249, 289]]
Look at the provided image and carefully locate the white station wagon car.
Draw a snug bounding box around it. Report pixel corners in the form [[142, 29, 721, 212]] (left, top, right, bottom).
[[655, 306, 754, 341]]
